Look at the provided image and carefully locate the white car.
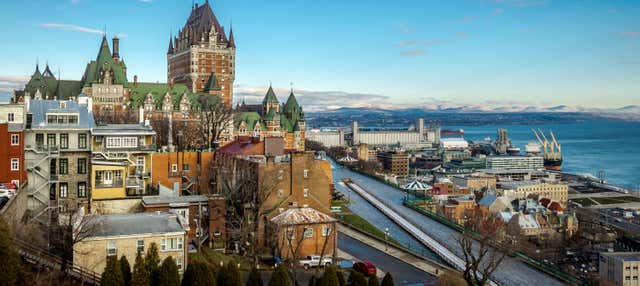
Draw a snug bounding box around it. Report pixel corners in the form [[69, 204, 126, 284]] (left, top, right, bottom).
[[0, 188, 15, 198], [299, 255, 333, 270]]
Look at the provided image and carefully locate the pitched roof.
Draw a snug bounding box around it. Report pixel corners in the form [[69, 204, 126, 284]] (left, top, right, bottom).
[[227, 27, 236, 48], [84, 212, 185, 238], [262, 86, 279, 105], [127, 82, 193, 109], [270, 207, 337, 225], [180, 1, 227, 47], [81, 36, 128, 86], [234, 112, 264, 130], [203, 72, 221, 92], [216, 136, 265, 156], [27, 99, 94, 130]]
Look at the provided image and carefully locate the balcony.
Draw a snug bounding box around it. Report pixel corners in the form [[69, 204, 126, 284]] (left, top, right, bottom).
[[95, 178, 124, 189], [125, 186, 159, 197], [95, 144, 157, 153]]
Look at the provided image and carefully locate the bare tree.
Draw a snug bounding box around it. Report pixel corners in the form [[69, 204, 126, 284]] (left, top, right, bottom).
[[456, 209, 509, 286], [50, 202, 99, 275], [281, 224, 311, 284], [150, 116, 171, 147], [198, 95, 233, 150]]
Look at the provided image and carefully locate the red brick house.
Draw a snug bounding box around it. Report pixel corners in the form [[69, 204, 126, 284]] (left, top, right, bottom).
[[0, 123, 26, 188]]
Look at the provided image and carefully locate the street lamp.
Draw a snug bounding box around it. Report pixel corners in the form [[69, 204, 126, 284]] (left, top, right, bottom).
[[384, 228, 390, 251]]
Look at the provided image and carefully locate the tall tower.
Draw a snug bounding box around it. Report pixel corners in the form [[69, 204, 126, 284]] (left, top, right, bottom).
[[167, 0, 236, 108]]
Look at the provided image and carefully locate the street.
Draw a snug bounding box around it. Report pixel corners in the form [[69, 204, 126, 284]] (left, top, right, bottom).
[[339, 233, 436, 285]]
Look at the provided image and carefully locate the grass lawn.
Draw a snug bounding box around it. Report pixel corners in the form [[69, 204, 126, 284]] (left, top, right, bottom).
[[337, 207, 398, 245], [191, 247, 256, 271], [571, 197, 597, 206]]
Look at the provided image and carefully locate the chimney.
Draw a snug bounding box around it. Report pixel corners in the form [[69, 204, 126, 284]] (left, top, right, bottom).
[[169, 78, 174, 88], [112, 36, 120, 62], [138, 107, 144, 125], [86, 97, 93, 113], [133, 75, 138, 87]]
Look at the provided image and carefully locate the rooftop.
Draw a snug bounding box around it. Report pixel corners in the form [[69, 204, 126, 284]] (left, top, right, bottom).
[[601, 252, 640, 262], [499, 180, 549, 189], [93, 123, 155, 135], [28, 99, 94, 130], [83, 212, 185, 238], [270, 207, 337, 225], [142, 195, 208, 205]]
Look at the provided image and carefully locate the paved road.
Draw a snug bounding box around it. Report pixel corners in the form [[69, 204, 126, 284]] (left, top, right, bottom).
[[339, 234, 436, 285], [332, 163, 563, 286], [569, 192, 628, 199]]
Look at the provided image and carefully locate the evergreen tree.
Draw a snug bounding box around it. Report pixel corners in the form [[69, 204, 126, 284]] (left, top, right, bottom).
[[101, 256, 125, 286], [0, 218, 20, 286], [307, 276, 318, 286], [182, 259, 216, 286], [380, 273, 394, 286], [157, 256, 180, 286], [347, 271, 367, 286], [145, 243, 161, 285], [336, 268, 346, 286], [368, 276, 380, 286], [246, 267, 263, 286], [223, 260, 243, 286], [319, 266, 339, 286], [132, 251, 150, 286], [268, 264, 291, 286], [120, 255, 132, 286]]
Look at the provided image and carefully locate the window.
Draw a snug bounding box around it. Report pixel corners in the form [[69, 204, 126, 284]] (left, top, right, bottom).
[[10, 158, 19, 171], [36, 134, 44, 146], [78, 134, 87, 149], [107, 241, 117, 256], [68, 115, 78, 124], [304, 169, 309, 178], [161, 237, 184, 251], [50, 183, 56, 200], [59, 159, 68, 175], [303, 188, 309, 197], [304, 228, 314, 238], [183, 164, 190, 171], [10, 134, 19, 146], [137, 156, 145, 173], [77, 182, 87, 198], [171, 164, 178, 173], [277, 189, 283, 197], [627, 266, 632, 271], [176, 257, 183, 271], [8, 113, 15, 122], [106, 137, 138, 148], [47, 134, 56, 147], [77, 158, 87, 174], [60, 134, 68, 149], [322, 226, 332, 237], [47, 115, 57, 124], [59, 183, 68, 198], [137, 240, 145, 253]]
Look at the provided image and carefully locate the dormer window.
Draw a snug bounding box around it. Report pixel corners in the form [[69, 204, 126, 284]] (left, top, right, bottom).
[[59, 102, 67, 109]]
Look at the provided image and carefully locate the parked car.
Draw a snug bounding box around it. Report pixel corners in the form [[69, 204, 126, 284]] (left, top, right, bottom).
[[299, 255, 333, 270], [0, 188, 13, 198], [353, 261, 377, 276], [258, 255, 282, 267], [0, 197, 9, 210]]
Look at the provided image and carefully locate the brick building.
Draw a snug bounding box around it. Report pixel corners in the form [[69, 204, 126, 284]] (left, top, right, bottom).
[[151, 151, 214, 195], [167, 0, 236, 108], [377, 150, 409, 177], [0, 123, 26, 188], [211, 136, 334, 255]]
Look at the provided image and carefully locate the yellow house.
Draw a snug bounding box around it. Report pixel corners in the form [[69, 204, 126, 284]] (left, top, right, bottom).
[[91, 124, 156, 201], [73, 212, 188, 275]]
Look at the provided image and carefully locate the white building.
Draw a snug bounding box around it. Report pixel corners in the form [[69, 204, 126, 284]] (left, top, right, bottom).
[[486, 155, 544, 170], [600, 252, 640, 286]]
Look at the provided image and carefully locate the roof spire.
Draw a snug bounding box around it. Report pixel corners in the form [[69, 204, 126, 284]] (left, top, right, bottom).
[[167, 31, 174, 54], [227, 23, 236, 48], [35, 58, 40, 73]]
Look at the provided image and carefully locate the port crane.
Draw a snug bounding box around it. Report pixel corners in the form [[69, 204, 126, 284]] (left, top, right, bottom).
[[531, 128, 562, 160]]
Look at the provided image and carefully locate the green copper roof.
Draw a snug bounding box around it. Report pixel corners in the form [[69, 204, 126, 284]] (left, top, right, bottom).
[[23, 67, 82, 100], [263, 107, 280, 121], [234, 112, 265, 130], [204, 72, 221, 92], [283, 91, 304, 123], [127, 82, 192, 109], [262, 86, 279, 105], [82, 36, 128, 87]]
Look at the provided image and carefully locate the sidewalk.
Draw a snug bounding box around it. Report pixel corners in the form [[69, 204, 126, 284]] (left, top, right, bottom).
[[337, 249, 386, 279], [338, 223, 448, 277]]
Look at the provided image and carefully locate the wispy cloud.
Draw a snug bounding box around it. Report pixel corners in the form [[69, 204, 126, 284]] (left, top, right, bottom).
[[40, 23, 104, 35], [618, 31, 640, 39], [400, 50, 427, 57], [0, 75, 29, 93], [490, 0, 548, 7], [395, 22, 416, 34]]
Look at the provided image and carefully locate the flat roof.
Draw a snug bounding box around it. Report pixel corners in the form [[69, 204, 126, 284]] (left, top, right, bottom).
[[499, 180, 544, 188], [601, 252, 640, 262], [92, 124, 155, 135], [84, 212, 185, 238], [142, 195, 208, 205]]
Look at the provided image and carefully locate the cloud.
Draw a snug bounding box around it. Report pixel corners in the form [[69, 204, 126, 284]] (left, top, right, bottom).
[[394, 39, 440, 48], [618, 31, 640, 39], [234, 85, 399, 112], [395, 22, 416, 34], [40, 23, 104, 35], [138, 0, 153, 2], [490, 0, 548, 7], [400, 50, 427, 57], [493, 8, 504, 15], [0, 75, 29, 93]]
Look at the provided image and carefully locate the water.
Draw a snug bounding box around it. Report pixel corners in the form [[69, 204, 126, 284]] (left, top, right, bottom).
[[445, 120, 640, 190]]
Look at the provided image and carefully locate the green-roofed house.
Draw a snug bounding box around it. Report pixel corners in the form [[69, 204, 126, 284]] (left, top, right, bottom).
[[233, 86, 306, 151]]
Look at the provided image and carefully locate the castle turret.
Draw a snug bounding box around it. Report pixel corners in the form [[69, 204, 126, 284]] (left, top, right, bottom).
[[112, 36, 120, 62]]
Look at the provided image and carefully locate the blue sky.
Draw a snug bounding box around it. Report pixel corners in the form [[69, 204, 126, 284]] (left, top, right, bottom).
[[0, 0, 639, 110]]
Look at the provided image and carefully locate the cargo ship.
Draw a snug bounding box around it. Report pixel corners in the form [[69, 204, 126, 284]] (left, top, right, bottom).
[[532, 129, 563, 171]]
